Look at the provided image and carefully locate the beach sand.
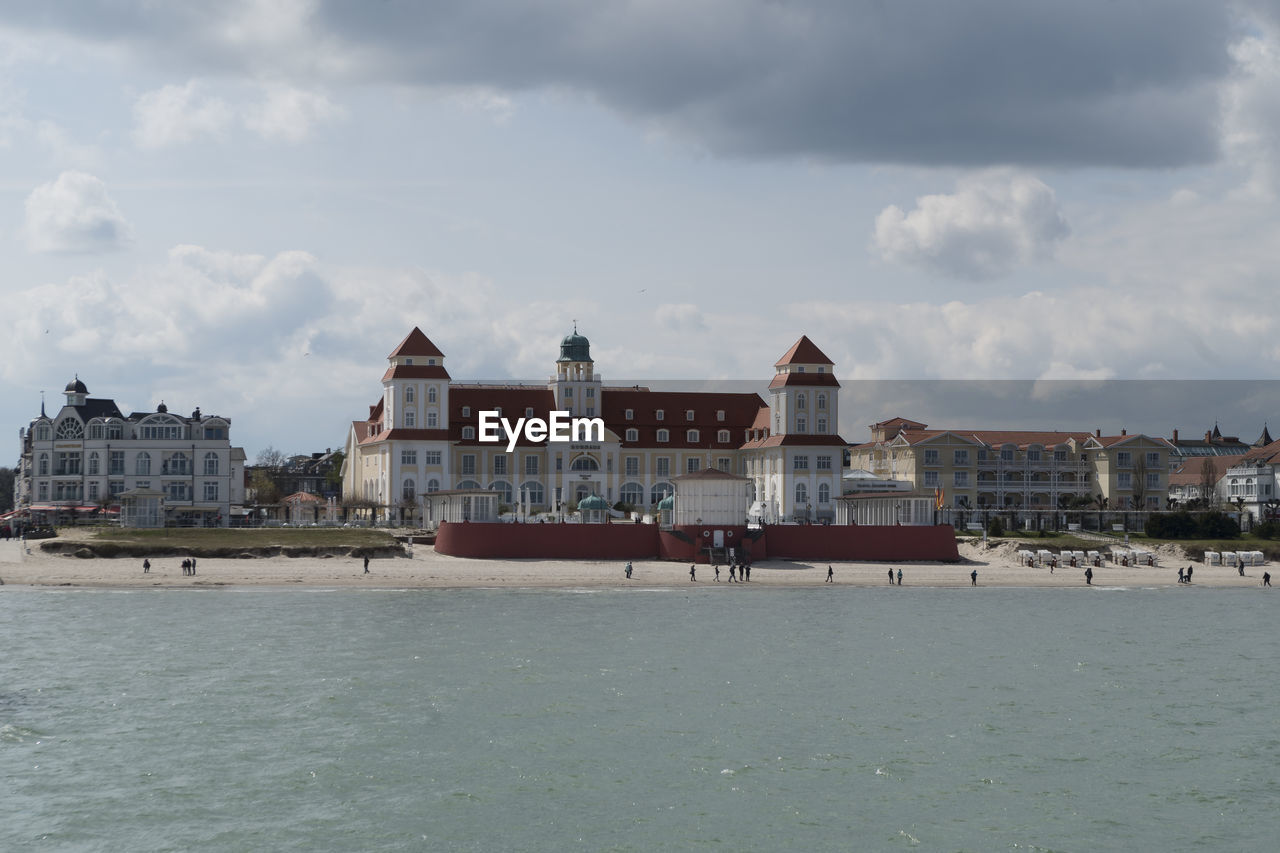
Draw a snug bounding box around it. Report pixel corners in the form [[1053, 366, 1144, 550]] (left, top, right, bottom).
[[0, 534, 1270, 590]]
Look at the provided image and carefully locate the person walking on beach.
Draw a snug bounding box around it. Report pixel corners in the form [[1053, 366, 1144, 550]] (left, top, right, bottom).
[[690, 564, 696, 582], [1264, 572, 1271, 587], [1178, 567, 1185, 583], [888, 568, 894, 584], [971, 569, 978, 586], [826, 566, 834, 583], [714, 564, 721, 582], [142, 558, 150, 574], [1085, 566, 1093, 585], [625, 561, 632, 579], [896, 568, 903, 586], [745, 564, 751, 582], [728, 564, 736, 582], [190, 557, 196, 576], [1186, 565, 1193, 583], [363, 555, 370, 574]]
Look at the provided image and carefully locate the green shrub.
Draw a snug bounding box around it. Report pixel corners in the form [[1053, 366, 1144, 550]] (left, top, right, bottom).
[[986, 517, 1005, 537]]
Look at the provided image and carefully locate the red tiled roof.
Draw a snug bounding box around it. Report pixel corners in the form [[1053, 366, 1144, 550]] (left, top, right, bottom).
[[1243, 439, 1280, 465], [284, 491, 323, 503], [389, 327, 445, 359], [872, 416, 928, 430], [767, 372, 840, 389], [601, 389, 765, 449], [378, 429, 452, 442], [741, 434, 848, 449], [1169, 454, 1245, 486], [450, 387, 559, 447], [775, 335, 833, 367], [382, 364, 451, 381]]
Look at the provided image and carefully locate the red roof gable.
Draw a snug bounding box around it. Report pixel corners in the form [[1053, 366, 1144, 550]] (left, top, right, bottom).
[[389, 327, 445, 359], [775, 335, 833, 367], [382, 364, 451, 382]]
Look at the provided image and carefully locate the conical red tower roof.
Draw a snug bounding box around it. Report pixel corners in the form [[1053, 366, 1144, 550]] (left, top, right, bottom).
[[389, 327, 445, 359]]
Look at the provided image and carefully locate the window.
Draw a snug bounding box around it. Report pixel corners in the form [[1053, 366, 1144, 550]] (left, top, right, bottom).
[[954, 471, 970, 487], [461, 455, 476, 476], [797, 417, 807, 433], [1027, 449, 1041, 462], [1146, 451, 1161, 468], [402, 450, 418, 465], [1054, 449, 1068, 462], [953, 449, 969, 465], [494, 456, 507, 476], [204, 481, 219, 501], [38, 453, 49, 475], [166, 482, 190, 501], [571, 456, 599, 471], [525, 456, 539, 475], [426, 478, 440, 494], [462, 406, 471, 418], [89, 422, 104, 440], [88, 481, 99, 501], [816, 455, 833, 470], [626, 428, 639, 442], [717, 430, 730, 443], [88, 452, 100, 476], [620, 482, 644, 505], [35, 424, 50, 440], [685, 409, 695, 421], [817, 418, 827, 434], [109, 480, 124, 496], [1117, 451, 1132, 468], [405, 387, 415, 403], [797, 393, 807, 409], [716, 410, 725, 421], [687, 429, 700, 443], [488, 481, 513, 503], [165, 453, 190, 475], [462, 426, 475, 440], [140, 423, 183, 440], [1147, 472, 1161, 489], [404, 410, 416, 427], [717, 457, 731, 472], [1000, 448, 1014, 462], [793, 456, 809, 470], [56, 418, 83, 439], [555, 457, 562, 470], [924, 471, 940, 487], [656, 457, 671, 477], [655, 409, 664, 421], [427, 386, 437, 404], [686, 458, 701, 473], [924, 449, 939, 465], [109, 451, 124, 475], [136, 452, 151, 475], [657, 429, 669, 443], [795, 483, 808, 504], [1118, 472, 1133, 489], [519, 481, 544, 505], [817, 394, 826, 410], [625, 456, 639, 477], [38, 482, 48, 500], [403, 479, 416, 500], [526, 407, 535, 418], [625, 409, 634, 420], [564, 387, 573, 398], [818, 483, 831, 504], [204, 427, 226, 440], [204, 452, 219, 475], [427, 412, 438, 428], [424, 451, 442, 466], [650, 483, 673, 505], [586, 388, 595, 398]]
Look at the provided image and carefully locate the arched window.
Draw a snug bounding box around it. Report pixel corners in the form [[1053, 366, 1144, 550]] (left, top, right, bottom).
[[625, 428, 638, 442], [656, 429, 669, 443], [687, 429, 700, 443], [426, 478, 440, 494], [405, 387, 415, 404], [88, 421, 104, 440], [38, 453, 49, 475], [204, 452, 219, 475], [427, 386, 437, 404], [570, 456, 599, 471], [519, 481, 544, 505], [797, 393, 807, 409], [36, 424, 51, 441], [456, 480, 480, 490], [717, 430, 730, 443], [56, 418, 84, 439], [795, 482, 808, 505], [402, 478, 416, 500], [488, 481, 513, 503], [88, 452, 100, 475], [818, 483, 831, 504], [650, 482, 673, 506], [619, 482, 644, 506], [136, 452, 151, 475], [167, 452, 189, 475], [462, 426, 474, 440], [817, 393, 826, 410]]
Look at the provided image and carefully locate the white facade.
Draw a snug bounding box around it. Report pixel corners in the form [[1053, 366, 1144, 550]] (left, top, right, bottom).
[[671, 469, 752, 526], [16, 378, 245, 526]]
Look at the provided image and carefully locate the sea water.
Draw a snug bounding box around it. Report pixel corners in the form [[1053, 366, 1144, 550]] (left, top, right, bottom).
[[2, 585, 1278, 851]]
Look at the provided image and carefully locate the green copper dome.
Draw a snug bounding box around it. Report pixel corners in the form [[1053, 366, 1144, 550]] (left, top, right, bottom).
[[657, 494, 675, 510], [557, 328, 592, 363], [577, 494, 609, 511]]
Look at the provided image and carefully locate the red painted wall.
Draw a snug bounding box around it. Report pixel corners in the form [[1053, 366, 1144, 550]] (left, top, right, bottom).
[[434, 520, 658, 559], [436, 521, 959, 563]]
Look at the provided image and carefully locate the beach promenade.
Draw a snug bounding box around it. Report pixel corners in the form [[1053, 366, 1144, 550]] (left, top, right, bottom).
[[0, 536, 1271, 590]]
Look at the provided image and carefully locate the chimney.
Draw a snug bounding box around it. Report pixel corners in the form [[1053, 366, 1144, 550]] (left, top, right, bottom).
[[1205, 430, 1213, 442], [1096, 428, 1102, 438], [1121, 428, 1127, 436], [1173, 428, 1179, 442]]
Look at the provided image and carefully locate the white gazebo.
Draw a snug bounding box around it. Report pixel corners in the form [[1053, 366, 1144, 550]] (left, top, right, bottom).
[[428, 489, 500, 525], [119, 487, 166, 528], [671, 468, 752, 526], [836, 492, 936, 526]]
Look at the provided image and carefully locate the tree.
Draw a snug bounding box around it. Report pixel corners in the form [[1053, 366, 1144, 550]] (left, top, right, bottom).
[[0, 466, 15, 512], [1198, 458, 1218, 508], [248, 469, 281, 505], [255, 446, 288, 468], [325, 450, 345, 492]]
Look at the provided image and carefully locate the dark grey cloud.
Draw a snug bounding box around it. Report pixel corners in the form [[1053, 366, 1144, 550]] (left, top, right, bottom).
[[2, 0, 1242, 167]]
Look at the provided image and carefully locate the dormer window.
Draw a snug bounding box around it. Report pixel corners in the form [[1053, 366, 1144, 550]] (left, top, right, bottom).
[[687, 429, 700, 442], [405, 358, 413, 365], [462, 406, 471, 418], [817, 367, 824, 373], [686, 410, 695, 421], [428, 358, 436, 365], [625, 409, 634, 420], [718, 429, 730, 443], [626, 428, 638, 442], [716, 410, 725, 421], [656, 409, 664, 421], [797, 366, 805, 373], [462, 426, 475, 440], [657, 429, 669, 443], [526, 407, 534, 418]]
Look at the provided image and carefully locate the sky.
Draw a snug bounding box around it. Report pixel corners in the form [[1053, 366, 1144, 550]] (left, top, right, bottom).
[[3, 1, 1280, 461]]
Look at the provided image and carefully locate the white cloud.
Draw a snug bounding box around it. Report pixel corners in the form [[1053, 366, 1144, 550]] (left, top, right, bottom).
[[21, 170, 133, 254], [243, 82, 345, 142], [1222, 20, 1280, 198], [873, 171, 1070, 280], [655, 303, 707, 333], [132, 81, 234, 149]]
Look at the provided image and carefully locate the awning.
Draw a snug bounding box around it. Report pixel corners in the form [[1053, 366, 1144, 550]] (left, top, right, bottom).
[[76, 505, 100, 512], [28, 504, 57, 511]]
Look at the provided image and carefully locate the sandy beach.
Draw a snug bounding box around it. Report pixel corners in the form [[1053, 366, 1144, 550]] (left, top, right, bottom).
[[0, 534, 1270, 590]]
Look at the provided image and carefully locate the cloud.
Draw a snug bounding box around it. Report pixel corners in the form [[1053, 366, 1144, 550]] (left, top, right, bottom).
[[655, 303, 707, 333], [4, 0, 1239, 168], [21, 170, 134, 254], [873, 172, 1069, 280], [243, 82, 345, 142], [132, 81, 234, 148]]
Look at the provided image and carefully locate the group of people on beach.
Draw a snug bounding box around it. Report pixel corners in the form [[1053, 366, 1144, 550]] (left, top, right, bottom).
[[139, 557, 197, 575], [686, 563, 752, 582]]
